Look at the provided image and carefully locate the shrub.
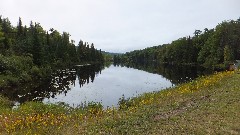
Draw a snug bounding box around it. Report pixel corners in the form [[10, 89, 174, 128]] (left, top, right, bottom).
[[0, 54, 34, 76], [0, 75, 19, 87], [0, 95, 12, 109]]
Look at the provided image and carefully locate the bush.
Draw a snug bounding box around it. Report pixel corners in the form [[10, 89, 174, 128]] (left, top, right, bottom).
[[30, 66, 43, 78], [0, 95, 13, 109], [0, 54, 53, 89], [0, 54, 33, 76], [19, 71, 32, 82], [0, 75, 19, 87]]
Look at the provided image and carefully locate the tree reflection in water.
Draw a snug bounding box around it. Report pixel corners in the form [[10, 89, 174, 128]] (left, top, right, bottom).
[[0, 63, 211, 106], [0, 64, 104, 104], [114, 62, 213, 85]]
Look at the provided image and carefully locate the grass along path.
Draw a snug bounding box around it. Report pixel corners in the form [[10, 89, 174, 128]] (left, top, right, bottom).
[[0, 70, 240, 134]]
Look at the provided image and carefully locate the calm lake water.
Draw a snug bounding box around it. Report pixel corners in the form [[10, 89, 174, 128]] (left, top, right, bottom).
[[43, 64, 173, 108], [1, 63, 210, 108]]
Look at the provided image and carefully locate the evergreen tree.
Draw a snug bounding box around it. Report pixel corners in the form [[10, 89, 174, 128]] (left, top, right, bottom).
[[17, 17, 23, 36]]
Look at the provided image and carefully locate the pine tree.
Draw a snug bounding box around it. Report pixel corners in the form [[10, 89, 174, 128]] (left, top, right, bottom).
[[17, 17, 23, 36]]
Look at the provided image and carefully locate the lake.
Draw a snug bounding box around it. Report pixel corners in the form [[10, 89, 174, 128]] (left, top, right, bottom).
[[43, 64, 173, 108], [1, 63, 210, 108]]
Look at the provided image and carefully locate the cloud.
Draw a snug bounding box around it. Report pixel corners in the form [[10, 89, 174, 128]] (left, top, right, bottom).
[[1, 0, 240, 53]]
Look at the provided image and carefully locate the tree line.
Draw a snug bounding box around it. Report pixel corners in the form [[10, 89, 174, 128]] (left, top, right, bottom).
[[0, 16, 104, 88], [114, 18, 240, 69], [0, 16, 104, 66]]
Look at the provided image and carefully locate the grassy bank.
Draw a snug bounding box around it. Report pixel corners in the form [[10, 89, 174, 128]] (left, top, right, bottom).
[[0, 70, 240, 134]]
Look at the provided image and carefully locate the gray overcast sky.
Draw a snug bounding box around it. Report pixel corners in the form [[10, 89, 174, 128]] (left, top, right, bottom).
[[0, 0, 240, 53]]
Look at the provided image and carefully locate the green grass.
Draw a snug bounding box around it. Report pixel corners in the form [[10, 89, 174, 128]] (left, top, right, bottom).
[[0, 70, 240, 134]]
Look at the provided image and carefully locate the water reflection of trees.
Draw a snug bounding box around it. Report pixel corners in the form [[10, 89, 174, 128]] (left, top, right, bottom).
[[48, 68, 77, 98], [115, 63, 212, 84], [0, 78, 52, 103], [0, 64, 104, 104], [76, 64, 103, 87]]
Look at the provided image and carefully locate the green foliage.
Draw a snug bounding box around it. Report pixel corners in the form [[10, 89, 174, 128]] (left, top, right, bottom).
[[0, 55, 51, 88], [118, 95, 131, 110], [197, 20, 240, 69], [224, 45, 234, 65], [85, 102, 103, 115], [0, 26, 4, 41], [30, 66, 43, 78], [77, 41, 104, 64], [0, 15, 105, 89], [0, 16, 104, 67], [0, 55, 34, 87], [17, 102, 68, 114], [115, 19, 240, 69], [0, 95, 12, 109], [0, 54, 33, 75]]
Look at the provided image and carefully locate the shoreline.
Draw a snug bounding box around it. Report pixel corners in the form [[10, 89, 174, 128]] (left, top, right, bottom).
[[0, 70, 239, 134]]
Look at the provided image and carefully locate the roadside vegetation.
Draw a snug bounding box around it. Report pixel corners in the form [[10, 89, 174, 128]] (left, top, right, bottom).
[[0, 70, 239, 134]]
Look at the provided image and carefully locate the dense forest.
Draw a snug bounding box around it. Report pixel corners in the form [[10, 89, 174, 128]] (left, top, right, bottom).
[[114, 18, 240, 69], [0, 16, 104, 88]]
